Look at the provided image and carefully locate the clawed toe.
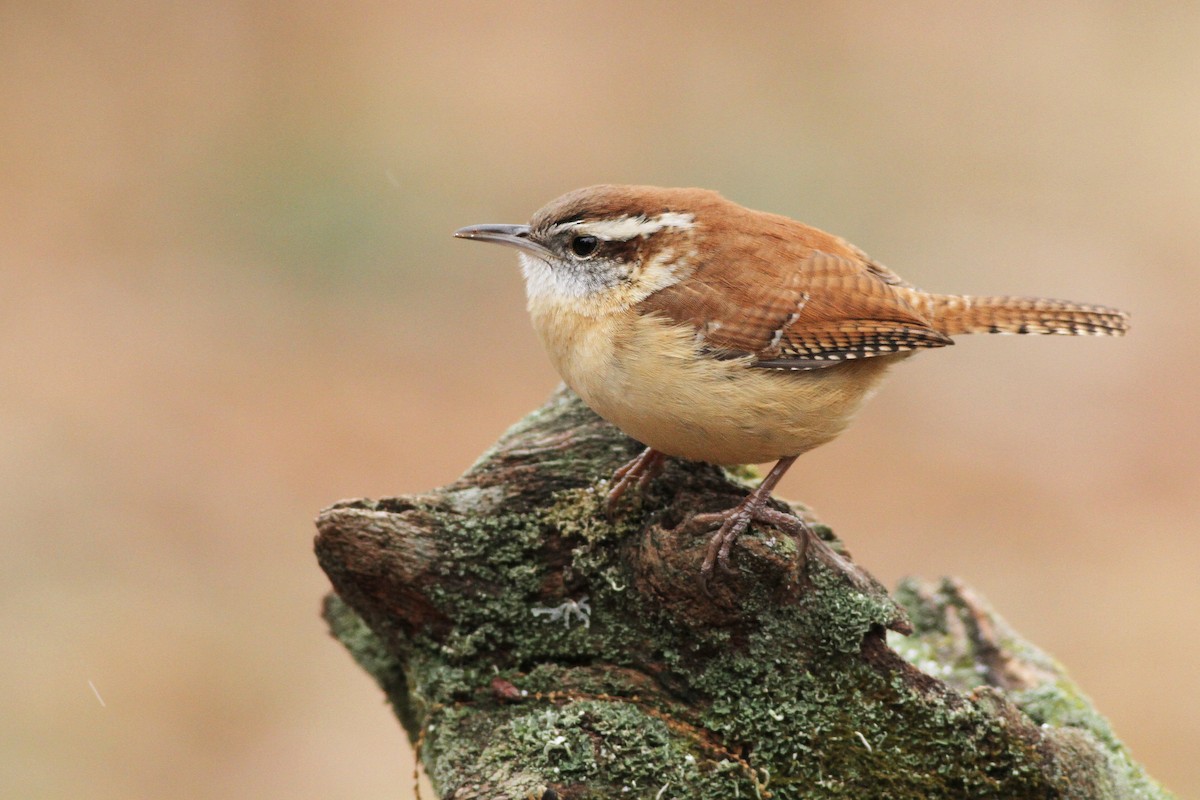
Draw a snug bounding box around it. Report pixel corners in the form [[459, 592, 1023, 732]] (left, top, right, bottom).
[[605, 447, 667, 513], [697, 508, 753, 581], [608, 451, 813, 590], [694, 496, 811, 590]]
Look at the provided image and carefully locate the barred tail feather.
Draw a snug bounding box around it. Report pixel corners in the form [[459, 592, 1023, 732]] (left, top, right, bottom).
[[911, 294, 1130, 338]]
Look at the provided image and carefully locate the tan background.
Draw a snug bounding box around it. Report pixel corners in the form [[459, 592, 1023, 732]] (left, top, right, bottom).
[[3, 2, 1197, 797]]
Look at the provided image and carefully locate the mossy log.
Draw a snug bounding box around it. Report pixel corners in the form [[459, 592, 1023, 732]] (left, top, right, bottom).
[[314, 386, 1171, 800]]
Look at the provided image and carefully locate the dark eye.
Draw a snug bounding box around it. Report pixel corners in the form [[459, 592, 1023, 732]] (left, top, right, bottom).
[[569, 234, 600, 258]]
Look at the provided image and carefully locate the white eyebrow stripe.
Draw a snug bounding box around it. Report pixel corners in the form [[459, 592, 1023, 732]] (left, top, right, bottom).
[[573, 212, 695, 241]]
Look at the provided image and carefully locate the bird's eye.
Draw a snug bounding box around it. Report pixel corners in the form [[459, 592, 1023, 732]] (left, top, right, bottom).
[[569, 235, 600, 259]]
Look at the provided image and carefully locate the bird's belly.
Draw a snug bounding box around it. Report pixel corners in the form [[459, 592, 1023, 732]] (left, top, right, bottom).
[[596, 356, 894, 465], [535, 310, 901, 465]]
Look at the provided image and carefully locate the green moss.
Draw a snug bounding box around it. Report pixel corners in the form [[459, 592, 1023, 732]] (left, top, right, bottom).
[[422, 511, 573, 662], [887, 577, 1176, 800], [321, 596, 420, 737], [674, 609, 1050, 797], [323, 595, 401, 688], [422, 697, 750, 799], [542, 486, 636, 545]]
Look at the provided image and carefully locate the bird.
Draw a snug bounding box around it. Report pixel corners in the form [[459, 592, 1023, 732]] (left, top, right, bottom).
[[454, 184, 1130, 583]]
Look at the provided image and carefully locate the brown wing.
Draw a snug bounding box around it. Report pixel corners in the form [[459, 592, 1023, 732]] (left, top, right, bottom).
[[637, 247, 952, 371]]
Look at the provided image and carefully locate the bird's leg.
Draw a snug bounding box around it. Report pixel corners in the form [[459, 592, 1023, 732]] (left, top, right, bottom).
[[694, 455, 805, 583], [605, 447, 667, 512]]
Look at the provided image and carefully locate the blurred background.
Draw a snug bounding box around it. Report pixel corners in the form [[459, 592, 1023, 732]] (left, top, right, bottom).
[[2, 2, 1197, 797]]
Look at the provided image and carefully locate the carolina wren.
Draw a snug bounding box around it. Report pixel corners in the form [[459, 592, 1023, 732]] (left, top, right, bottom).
[[455, 185, 1130, 582]]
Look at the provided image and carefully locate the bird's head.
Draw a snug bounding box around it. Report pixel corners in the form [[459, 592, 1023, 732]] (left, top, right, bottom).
[[455, 184, 723, 316]]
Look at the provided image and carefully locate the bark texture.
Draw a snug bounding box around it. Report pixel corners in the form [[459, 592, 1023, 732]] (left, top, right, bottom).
[[315, 386, 1171, 800]]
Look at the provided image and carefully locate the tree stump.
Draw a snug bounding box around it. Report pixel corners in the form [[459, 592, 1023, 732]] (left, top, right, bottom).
[[314, 386, 1171, 800]]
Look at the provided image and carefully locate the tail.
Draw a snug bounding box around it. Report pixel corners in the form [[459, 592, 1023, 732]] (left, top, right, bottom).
[[905, 293, 1130, 338]]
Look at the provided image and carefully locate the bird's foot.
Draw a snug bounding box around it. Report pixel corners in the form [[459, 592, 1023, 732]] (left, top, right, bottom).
[[605, 447, 667, 513], [695, 495, 810, 589]]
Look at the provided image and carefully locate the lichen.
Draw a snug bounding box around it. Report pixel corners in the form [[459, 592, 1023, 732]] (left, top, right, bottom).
[[319, 389, 1177, 799], [890, 577, 1175, 800]]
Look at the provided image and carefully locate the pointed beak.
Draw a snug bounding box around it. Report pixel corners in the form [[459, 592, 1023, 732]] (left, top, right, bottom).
[[453, 223, 553, 259]]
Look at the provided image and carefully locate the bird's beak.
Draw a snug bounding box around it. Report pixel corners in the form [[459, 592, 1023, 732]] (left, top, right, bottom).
[[453, 224, 553, 259]]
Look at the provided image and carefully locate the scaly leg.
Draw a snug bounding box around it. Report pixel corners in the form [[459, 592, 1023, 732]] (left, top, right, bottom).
[[605, 447, 667, 512], [694, 456, 805, 584]]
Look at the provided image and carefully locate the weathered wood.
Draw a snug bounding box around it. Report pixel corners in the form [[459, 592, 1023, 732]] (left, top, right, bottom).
[[315, 386, 1171, 800]]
